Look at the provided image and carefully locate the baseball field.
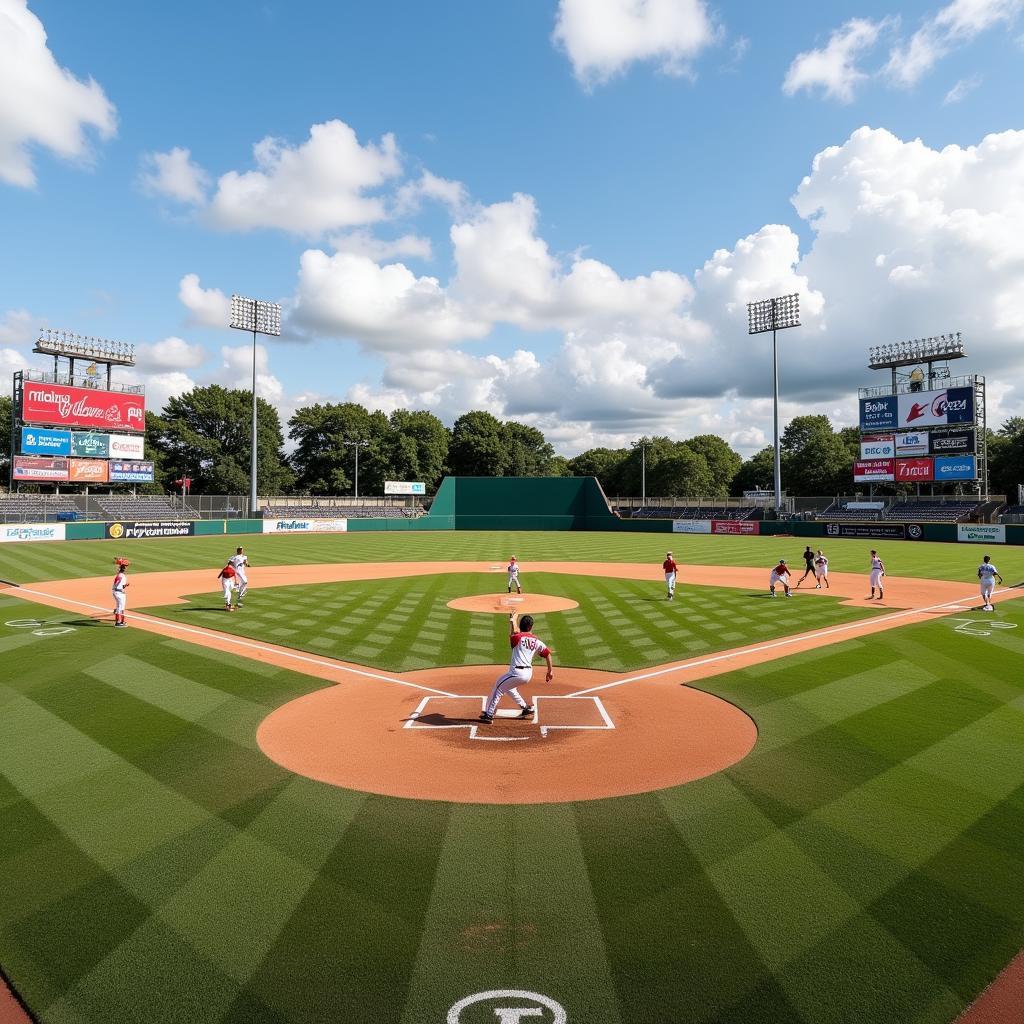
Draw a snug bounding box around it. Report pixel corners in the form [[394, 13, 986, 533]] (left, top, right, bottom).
[[1, 530, 1023, 1023]]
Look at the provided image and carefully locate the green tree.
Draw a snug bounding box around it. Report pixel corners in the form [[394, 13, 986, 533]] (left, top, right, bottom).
[[0, 394, 11, 481], [448, 411, 507, 477], [502, 421, 555, 476], [383, 410, 449, 490], [682, 434, 741, 496], [545, 455, 571, 477], [567, 447, 629, 493], [731, 447, 778, 496], [288, 402, 388, 495], [781, 414, 854, 495], [990, 419, 1024, 501], [647, 445, 714, 497]]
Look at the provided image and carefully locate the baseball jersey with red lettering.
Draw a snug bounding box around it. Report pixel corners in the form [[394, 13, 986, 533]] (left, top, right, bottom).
[[508, 631, 550, 671], [663, 558, 677, 573]]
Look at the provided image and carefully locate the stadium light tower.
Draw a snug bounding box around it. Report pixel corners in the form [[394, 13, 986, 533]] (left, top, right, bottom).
[[346, 439, 369, 500], [229, 294, 281, 515], [747, 293, 801, 514]]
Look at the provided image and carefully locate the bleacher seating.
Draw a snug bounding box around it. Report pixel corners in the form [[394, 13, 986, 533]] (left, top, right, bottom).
[[261, 505, 425, 520], [0, 495, 80, 522], [819, 502, 881, 521], [882, 501, 980, 523], [95, 497, 198, 522], [627, 506, 758, 520]]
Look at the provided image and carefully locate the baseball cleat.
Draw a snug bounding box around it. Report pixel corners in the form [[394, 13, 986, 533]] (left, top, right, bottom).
[[478, 712, 494, 723], [518, 705, 536, 718]]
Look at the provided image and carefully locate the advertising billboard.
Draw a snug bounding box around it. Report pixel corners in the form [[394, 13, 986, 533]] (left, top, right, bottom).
[[70, 432, 109, 458], [895, 431, 929, 456], [853, 459, 895, 482], [824, 523, 907, 539], [957, 524, 1005, 544], [262, 518, 349, 533], [860, 436, 895, 459], [108, 460, 155, 483], [895, 457, 934, 482], [929, 430, 975, 455], [68, 458, 109, 483], [20, 427, 71, 456], [711, 520, 760, 535], [21, 382, 145, 432], [12, 455, 69, 481], [384, 481, 426, 495], [105, 521, 194, 540], [859, 395, 897, 432], [933, 455, 977, 481], [896, 387, 973, 429], [672, 520, 711, 533], [108, 433, 145, 459], [1, 523, 66, 543]]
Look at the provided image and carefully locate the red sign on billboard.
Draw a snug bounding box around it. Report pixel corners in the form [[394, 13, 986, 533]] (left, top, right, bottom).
[[711, 520, 760, 535], [895, 457, 934, 482], [21, 383, 145, 433], [854, 458, 895, 482], [12, 456, 69, 481]]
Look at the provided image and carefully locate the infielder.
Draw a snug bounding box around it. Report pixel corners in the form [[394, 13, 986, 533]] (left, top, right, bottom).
[[978, 555, 1003, 612], [112, 557, 130, 628], [228, 546, 250, 604], [479, 612, 553, 723], [217, 561, 238, 611], [814, 550, 830, 589], [868, 550, 886, 600], [769, 558, 792, 598], [663, 551, 678, 600], [507, 556, 522, 594]]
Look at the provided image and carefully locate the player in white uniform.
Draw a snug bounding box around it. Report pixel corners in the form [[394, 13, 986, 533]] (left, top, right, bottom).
[[814, 550, 829, 589], [977, 555, 1003, 612], [507, 556, 522, 594], [112, 557, 130, 628], [868, 550, 885, 600], [228, 547, 250, 604], [479, 613, 554, 722]]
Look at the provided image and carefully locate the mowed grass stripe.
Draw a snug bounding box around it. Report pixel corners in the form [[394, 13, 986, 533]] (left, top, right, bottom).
[[399, 804, 623, 1024]]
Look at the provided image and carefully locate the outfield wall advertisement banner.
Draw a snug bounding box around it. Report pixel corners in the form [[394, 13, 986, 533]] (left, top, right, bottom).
[[68, 458, 108, 483], [895, 457, 934, 482], [860, 436, 895, 459], [895, 431, 929, 456], [0, 523, 66, 543], [672, 520, 712, 533], [262, 518, 349, 533], [108, 433, 145, 459], [930, 430, 975, 455], [711, 520, 760, 535], [824, 523, 908, 539], [108, 460, 155, 482], [854, 458, 895, 482], [20, 382, 145, 432], [20, 427, 72, 455], [384, 481, 426, 495], [896, 387, 974, 429], [12, 455, 69, 481], [105, 521, 195, 540], [934, 455, 977, 481], [859, 396, 897, 432], [957, 524, 1005, 544], [70, 432, 110, 458]]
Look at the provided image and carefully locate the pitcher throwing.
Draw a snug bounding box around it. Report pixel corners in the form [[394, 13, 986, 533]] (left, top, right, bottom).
[[479, 612, 553, 723]]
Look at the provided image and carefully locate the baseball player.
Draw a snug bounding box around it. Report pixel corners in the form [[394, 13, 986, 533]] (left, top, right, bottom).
[[479, 612, 554, 723], [506, 556, 522, 595], [813, 550, 830, 589], [867, 550, 886, 600], [977, 555, 1003, 612], [663, 551, 678, 600], [217, 561, 238, 611], [112, 557, 130, 628], [228, 547, 250, 605], [769, 558, 792, 598], [796, 546, 816, 587]]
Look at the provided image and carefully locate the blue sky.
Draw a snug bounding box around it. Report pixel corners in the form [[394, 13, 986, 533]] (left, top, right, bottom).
[[2, 0, 1023, 455]]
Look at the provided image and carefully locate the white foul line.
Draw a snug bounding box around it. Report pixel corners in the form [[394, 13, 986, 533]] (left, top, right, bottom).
[[567, 586, 1021, 698], [9, 585, 456, 697]]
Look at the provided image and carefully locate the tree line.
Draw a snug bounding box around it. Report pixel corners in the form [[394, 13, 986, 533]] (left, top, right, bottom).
[[2, 388, 1023, 499]]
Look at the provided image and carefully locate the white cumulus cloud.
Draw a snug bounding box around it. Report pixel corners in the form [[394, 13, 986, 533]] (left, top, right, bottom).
[[138, 147, 209, 204], [136, 336, 207, 370], [179, 273, 231, 328], [783, 18, 894, 102]]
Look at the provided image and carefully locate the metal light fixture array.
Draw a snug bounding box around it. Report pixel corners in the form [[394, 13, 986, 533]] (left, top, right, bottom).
[[35, 328, 136, 364], [230, 294, 282, 337], [868, 333, 964, 366], [747, 293, 800, 335]]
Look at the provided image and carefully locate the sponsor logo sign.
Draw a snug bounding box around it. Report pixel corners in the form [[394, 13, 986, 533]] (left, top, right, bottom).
[[70, 431, 109, 458], [853, 458, 895, 482], [108, 433, 145, 459], [824, 523, 907, 539], [957, 523, 1005, 544], [711, 520, 760, 535], [12, 455, 69, 481], [859, 395, 897, 432], [384, 480, 426, 495], [895, 457, 934, 482], [895, 431, 929, 456], [860, 435, 895, 459], [0, 523, 66, 543], [104, 521, 195, 540], [929, 430, 975, 455], [672, 520, 712, 533], [68, 458, 108, 483], [20, 427, 71, 456], [933, 455, 977, 481], [107, 460, 155, 483], [21, 382, 145, 432], [896, 386, 974, 429], [907, 524, 924, 540], [262, 518, 349, 534]]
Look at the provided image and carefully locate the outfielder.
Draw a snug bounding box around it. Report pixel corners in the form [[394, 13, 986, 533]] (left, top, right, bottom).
[[868, 550, 886, 600], [479, 612, 553, 723], [228, 547, 250, 604], [814, 550, 830, 589], [507, 556, 522, 594], [769, 558, 792, 598], [217, 561, 238, 611], [112, 557, 130, 628], [663, 551, 678, 600], [978, 555, 1003, 612]]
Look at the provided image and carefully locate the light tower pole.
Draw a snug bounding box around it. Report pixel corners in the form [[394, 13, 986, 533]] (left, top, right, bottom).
[[747, 294, 801, 514], [346, 439, 369, 500], [229, 294, 281, 516]]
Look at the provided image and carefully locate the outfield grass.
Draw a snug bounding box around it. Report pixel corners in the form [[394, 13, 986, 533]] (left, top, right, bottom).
[[147, 572, 882, 673], [2, 529, 1023, 586], [2, 590, 1023, 1022]]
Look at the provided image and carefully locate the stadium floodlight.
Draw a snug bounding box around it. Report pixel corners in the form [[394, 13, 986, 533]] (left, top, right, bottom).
[[34, 328, 135, 366], [746, 293, 801, 514], [230, 293, 283, 515], [868, 332, 966, 369], [345, 439, 369, 500]]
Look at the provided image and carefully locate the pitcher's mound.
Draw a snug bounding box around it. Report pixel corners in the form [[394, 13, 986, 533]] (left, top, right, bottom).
[[448, 594, 579, 614]]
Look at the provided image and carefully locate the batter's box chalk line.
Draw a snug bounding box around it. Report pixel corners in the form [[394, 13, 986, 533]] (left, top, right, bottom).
[[405, 694, 615, 742]]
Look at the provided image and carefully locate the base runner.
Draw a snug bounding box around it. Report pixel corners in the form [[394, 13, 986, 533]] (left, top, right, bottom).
[[217, 561, 238, 611], [112, 557, 130, 628], [868, 550, 886, 600], [978, 555, 1003, 612], [479, 612, 553, 723], [796, 546, 816, 587], [228, 547, 250, 604], [769, 559, 792, 598], [814, 549, 829, 589]]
